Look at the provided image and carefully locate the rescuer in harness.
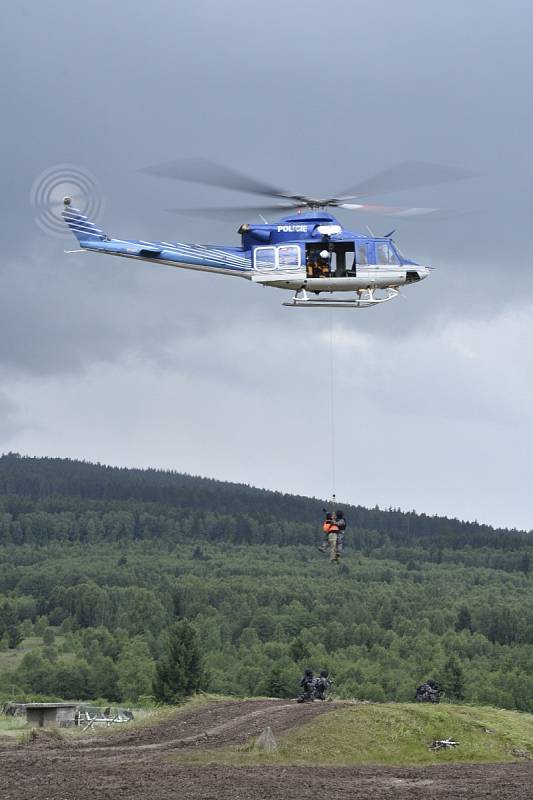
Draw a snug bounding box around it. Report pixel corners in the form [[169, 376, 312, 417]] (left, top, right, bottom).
[[318, 512, 333, 553], [335, 510, 346, 556], [318, 512, 339, 561], [319, 509, 347, 562]]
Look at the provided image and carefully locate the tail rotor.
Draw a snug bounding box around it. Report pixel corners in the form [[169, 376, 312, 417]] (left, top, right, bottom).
[[30, 164, 105, 238]]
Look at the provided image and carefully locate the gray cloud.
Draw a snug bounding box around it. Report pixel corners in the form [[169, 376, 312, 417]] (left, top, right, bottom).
[[0, 389, 23, 444], [1, 0, 532, 529]]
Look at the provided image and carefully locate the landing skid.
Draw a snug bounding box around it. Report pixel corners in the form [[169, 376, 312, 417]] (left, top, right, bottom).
[[282, 287, 400, 309]]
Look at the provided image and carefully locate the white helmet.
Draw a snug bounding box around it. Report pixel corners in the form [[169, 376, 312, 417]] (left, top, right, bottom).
[[319, 250, 329, 259]]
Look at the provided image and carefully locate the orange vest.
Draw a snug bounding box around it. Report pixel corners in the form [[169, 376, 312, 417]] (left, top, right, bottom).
[[323, 520, 339, 534]]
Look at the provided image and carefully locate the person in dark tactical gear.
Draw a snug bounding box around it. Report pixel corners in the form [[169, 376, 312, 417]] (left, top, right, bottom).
[[314, 670, 332, 701], [415, 679, 440, 703], [297, 668, 316, 703], [335, 510, 346, 556]]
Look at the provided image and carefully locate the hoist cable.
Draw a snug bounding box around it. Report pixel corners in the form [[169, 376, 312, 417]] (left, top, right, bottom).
[[328, 310, 336, 502]]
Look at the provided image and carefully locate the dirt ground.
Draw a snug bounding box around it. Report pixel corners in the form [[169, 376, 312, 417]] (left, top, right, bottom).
[[1, 699, 532, 799]]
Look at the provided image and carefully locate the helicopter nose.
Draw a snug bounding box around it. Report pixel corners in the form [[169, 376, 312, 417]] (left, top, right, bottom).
[[406, 267, 431, 284]]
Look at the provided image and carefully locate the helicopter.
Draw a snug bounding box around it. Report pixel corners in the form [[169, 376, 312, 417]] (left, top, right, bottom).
[[62, 159, 474, 309]]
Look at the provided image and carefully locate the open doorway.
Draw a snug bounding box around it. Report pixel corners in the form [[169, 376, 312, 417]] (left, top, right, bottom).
[[332, 243, 356, 277], [306, 242, 356, 278]]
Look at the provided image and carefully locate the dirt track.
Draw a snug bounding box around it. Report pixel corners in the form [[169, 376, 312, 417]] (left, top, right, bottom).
[[1, 699, 532, 799]]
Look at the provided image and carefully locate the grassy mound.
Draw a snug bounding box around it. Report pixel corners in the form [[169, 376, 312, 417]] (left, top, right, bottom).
[[174, 703, 533, 766]]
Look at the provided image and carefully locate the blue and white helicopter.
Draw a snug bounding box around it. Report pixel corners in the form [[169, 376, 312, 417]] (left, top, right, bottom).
[[62, 159, 472, 309]]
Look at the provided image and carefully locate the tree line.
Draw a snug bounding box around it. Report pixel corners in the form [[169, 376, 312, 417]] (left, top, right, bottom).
[[0, 454, 532, 710]]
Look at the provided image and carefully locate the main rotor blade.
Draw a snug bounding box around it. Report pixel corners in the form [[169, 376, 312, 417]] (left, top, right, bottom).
[[337, 160, 478, 198], [141, 157, 290, 199], [337, 204, 476, 223], [338, 203, 438, 217], [165, 204, 300, 221]]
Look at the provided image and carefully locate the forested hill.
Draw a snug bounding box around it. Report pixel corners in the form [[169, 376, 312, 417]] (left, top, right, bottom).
[[0, 453, 530, 554], [1, 452, 533, 710]]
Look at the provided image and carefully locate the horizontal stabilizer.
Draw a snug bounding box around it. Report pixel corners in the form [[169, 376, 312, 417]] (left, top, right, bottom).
[[62, 200, 106, 244]]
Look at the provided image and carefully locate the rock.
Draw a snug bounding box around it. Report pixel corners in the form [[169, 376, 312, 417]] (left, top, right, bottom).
[[511, 747, 531, 760], [255, 726, 277, 752]]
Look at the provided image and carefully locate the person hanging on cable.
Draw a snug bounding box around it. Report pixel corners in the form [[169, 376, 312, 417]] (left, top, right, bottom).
[[318, 509, 334, 553], [328, 513, 340, 562], [335, 510, 346, 557], [319, 509, 340, 561]]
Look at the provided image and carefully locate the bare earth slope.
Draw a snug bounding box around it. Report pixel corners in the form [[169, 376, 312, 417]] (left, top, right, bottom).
[[1, 699, 532, 799]]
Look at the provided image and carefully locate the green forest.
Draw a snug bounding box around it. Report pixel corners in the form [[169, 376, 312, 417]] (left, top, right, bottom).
[[0, 452, 532, 710]]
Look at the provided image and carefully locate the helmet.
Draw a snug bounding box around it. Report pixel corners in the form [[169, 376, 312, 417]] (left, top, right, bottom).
[[319, 249, 329, 259], [305, 668, 313, 676], [320, 670, 329, 678], [336, 510, 344, 519]]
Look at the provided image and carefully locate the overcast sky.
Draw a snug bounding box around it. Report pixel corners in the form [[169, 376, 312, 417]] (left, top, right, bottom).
[[1, 0, 532, 530]]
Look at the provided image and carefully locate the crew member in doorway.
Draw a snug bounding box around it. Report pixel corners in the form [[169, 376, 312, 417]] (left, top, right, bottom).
[[306, 250, 318, 278], [318, 249, 331, 277]]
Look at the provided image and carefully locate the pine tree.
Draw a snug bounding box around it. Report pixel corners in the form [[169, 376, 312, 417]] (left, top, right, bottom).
[[455, 606, 473, 632], [289, 637, 310, 663], [42, 627, 56, 646], [440, 655, 465, 701], [7, 624, 22, 650], [117, 639, 155, 703], [153, 620, 207, 703], [256, 659, 298, 699]]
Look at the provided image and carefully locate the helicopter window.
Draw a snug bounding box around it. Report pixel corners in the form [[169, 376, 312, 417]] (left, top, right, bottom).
[[389, 245, 400, 265], [356, 243, 367, 265], [253, 246, 277, 271], [388, 246, 400, 265], [376, 243, 400, 266], [278, 245, 300, 269]]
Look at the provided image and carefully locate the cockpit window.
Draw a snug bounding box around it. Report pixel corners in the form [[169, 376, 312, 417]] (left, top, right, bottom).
[[376, 243, 400, 266]]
